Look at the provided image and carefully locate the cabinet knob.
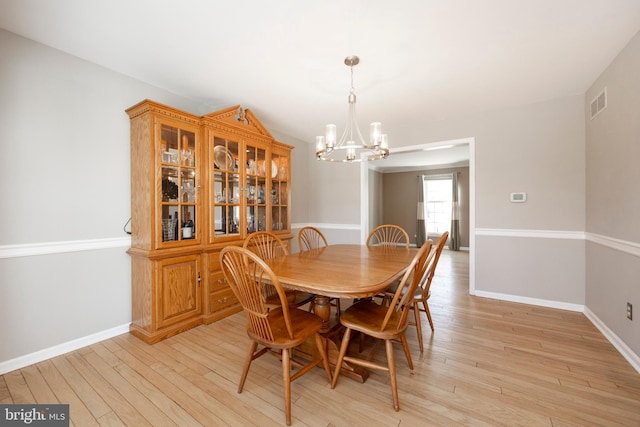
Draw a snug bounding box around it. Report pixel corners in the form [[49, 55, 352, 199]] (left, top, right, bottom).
[[217, 297, 228, 304]]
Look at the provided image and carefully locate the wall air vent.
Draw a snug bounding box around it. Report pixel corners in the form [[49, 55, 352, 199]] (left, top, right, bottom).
[[590, 88, 607, 120]]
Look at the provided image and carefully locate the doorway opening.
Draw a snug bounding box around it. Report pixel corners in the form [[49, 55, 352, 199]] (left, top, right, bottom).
[[359, 137, 476, 294]]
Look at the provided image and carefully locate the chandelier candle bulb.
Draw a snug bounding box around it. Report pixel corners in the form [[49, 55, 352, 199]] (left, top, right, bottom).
[[381, 134, 389, 150], [326, 124, 336, 150], [370, 122, 381, 147], [316, 136, 325, 153]]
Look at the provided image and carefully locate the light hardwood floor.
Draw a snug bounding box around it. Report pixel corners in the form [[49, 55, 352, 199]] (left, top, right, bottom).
[[2, 250, 640, 426]]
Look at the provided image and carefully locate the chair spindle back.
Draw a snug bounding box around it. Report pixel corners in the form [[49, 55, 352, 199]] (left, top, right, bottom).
[[220, 246, 294, 342], [366, 224, 410, 248], [380, 240, 434, 332], [298, 226, 328, 251]]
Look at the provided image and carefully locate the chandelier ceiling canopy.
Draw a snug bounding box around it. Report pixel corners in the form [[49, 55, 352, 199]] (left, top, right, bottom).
[[315, 56, 389, 163]]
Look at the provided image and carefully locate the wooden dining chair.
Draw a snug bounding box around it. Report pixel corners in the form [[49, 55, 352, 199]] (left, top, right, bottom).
[[220, 246, 332, 426], [297, 226, 341, 318], [331, 240, 433, 412], [366, 224, 410, 248], [243, 231, 316, 308], [298, 225, 328, 251], [384, 231, 448, 353]]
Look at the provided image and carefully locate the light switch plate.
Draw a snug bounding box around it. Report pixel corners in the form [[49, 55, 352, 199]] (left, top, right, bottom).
[[510, 192, 527, 203]]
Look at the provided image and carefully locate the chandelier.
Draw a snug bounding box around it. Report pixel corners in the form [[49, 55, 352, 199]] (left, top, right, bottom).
[[315, 56, 389, 163]]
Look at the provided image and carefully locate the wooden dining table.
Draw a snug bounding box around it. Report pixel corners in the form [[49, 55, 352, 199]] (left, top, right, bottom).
[[265, 243, 418, 382]]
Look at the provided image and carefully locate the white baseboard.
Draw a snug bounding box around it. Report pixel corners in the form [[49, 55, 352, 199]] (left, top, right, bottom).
[[583, 307, 640, 374], [473, 290, 585, 312], [473, 291, 640, 374], [0, 324, 130, 375]]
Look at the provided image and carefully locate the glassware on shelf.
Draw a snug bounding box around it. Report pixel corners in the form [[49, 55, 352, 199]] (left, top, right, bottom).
[[181, 135, 194, 166], [162, 217, 178, 241], [182, 180, 195, 203], [182, 149, 194, 167]]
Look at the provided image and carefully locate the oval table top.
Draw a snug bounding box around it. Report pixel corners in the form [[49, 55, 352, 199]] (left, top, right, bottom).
[[265, 244, 418, 299]]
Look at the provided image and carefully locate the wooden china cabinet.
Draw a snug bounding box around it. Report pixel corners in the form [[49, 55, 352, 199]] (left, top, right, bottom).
[[126, 100, 293, 343]]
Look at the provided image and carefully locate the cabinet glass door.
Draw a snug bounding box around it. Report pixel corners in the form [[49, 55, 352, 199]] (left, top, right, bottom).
[[270, 152, 289, 232], [160, 124, 197, 243], [212, 137, 241, 239], [245, 145, 267, 234]]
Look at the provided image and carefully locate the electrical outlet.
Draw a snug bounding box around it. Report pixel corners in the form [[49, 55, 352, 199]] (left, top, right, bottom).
[[627, 302, 633, 320]]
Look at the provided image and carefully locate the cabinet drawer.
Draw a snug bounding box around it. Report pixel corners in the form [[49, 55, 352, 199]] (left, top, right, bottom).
[[210, 289, 238, 312], [208, 251, 222, 272], [209, 271, 228, 292]]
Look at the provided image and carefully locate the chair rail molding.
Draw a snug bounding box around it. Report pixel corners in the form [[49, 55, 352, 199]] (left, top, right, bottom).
[[291, 223, 360, 231], [0, 236, 131, 259], [475, 228, 586, 240], [586, 232, 640, 258], [475, 228, 640, 258]]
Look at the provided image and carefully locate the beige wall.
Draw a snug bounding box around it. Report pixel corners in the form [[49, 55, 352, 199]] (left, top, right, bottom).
[[381, 167, 470, 247], [585, 30, 640, 356]]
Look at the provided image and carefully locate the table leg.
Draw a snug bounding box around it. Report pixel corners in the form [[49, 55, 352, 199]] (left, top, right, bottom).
[[313, 296, 331, 333], [299, 296, 369, 383]]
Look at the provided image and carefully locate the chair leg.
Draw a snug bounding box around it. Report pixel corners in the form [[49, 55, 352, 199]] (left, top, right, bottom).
[[238, 341, 258, 393], [358, 332, 365, 353], [314, 333, 333, 383], [331, 327, 352, 389], [423, 299, 434, 331], [385, 339, 400, 412], [282, 348, 292, 426], [399, 333, 413, 370], [413, 301, 424, 353]]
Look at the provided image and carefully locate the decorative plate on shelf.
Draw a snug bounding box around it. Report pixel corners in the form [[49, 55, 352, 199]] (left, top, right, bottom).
[[272, 160, 278, 178], [214, 145, 234, 170]]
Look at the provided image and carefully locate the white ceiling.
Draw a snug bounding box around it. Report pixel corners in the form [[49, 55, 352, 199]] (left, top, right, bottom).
[[2, 0, 640, 168], [372, 143, 470, 173]]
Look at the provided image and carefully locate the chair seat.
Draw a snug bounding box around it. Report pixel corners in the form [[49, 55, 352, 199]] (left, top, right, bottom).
[[340, 300, 407, 340], [247, 307, 323, 349], [384, 282, 428, 300]]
